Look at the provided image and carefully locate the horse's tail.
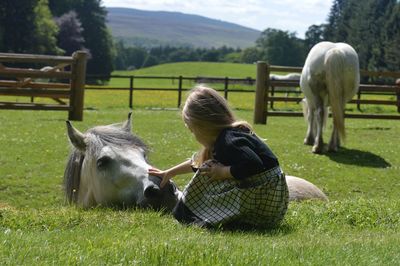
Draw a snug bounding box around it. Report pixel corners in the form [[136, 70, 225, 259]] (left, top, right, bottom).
[[325, 48, 347, 141]]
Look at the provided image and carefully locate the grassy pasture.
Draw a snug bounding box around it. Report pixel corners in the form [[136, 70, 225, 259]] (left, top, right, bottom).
[[1, 62, 400, 264]]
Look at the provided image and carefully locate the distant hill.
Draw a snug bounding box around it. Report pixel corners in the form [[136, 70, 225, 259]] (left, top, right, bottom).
[[106, 7, 261, 49]]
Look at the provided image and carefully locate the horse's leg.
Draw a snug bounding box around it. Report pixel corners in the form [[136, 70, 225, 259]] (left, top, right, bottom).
[[328, 109, 343, 152], [312, 104, 325, 153], [328, 125, 340, 152], [303, 102, 315, 146]]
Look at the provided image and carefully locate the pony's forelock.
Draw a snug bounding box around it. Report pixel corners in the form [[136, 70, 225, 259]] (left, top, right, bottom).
[[87, 125, 148, 155]]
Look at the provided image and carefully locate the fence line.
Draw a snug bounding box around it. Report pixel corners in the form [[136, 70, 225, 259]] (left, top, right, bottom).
[[85, 75, 255, 108], [253, 62, 400, 124], [85, 69, 400, 118]]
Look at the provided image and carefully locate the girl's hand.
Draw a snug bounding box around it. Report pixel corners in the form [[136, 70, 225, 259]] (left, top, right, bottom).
[[199, 160, 232, 181], [148, 159, 193, 188], [148, 167, 173, 188]]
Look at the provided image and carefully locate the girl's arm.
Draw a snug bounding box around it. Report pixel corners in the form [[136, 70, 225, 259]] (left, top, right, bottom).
[[148, 159, 193, 188]]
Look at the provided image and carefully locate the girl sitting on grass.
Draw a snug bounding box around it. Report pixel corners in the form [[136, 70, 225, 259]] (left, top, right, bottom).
[[149, 85, 289, 229]]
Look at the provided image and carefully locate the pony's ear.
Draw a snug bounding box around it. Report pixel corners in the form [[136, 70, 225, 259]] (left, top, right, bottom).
[[121, 111, 132, 133], [66, 121, 86, 151]]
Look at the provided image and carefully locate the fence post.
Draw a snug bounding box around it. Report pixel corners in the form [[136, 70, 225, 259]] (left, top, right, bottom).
[[178, 75, 183, 108], [396, 78, 400, 113], [265, 64, 271, 122], [69, 51, 88, 121], [129, 76, 134, 109], [270, 84, 275, 109], [254, 61, 268, 124], [224, 77, 229, 99]]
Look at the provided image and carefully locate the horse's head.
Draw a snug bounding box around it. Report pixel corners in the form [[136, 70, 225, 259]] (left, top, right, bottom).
[[64, 113, 180, 211]]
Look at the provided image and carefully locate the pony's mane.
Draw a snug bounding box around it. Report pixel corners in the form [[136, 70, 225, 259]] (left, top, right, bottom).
[[63, 124, 148, 203], [86, 124, 148, 155]]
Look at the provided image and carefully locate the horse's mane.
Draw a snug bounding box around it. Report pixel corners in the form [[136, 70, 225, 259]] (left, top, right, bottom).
[[86, 124, 148, 155], [63, 124, 148, 203]]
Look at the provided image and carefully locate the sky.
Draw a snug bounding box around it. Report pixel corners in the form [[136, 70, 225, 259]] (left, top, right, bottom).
[[102, 0, 333, 38]]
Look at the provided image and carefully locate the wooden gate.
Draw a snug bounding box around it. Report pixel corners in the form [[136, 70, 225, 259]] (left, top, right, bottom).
[[0, 51, 87, 121]]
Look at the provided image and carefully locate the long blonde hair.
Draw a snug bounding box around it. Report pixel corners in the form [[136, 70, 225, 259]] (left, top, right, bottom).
[[182, 85, 252, 167]]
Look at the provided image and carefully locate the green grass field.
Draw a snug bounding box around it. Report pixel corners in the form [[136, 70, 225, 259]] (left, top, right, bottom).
[[1, 62, 399, 264]]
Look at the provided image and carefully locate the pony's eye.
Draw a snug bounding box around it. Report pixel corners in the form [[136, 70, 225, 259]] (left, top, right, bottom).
[[97, 156, 112, 169]]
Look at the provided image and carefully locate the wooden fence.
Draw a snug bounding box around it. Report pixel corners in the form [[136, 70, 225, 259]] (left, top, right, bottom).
[[253, 61, 400, 124], [85, 75, 255, 108], [0, 51, 88, 121]]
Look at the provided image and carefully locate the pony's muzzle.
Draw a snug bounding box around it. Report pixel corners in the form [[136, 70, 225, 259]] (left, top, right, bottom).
[[144, 184, 162, 199]]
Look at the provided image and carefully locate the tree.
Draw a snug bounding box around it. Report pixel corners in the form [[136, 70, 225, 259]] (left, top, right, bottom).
[[142, 54, 159, 68], [324, 0, 347, 41], [240, 47, 263, 64], [78, 0, 114, 76], [0, 0, 39, 53], [345, 1, 372, 69], [256, 28, 306, 66], [113, 41, 148, 70], [223, 52, 241, 63], [168, 49, 199, 62], [0, 3, 6, 51], [49, 0, 114, 77], [304, 24, 326, 51], [366, 0, 397, 70], [322, 0, 398, 72], [126, 46, 147, 69], [383, 2, 400, 72], [32, 0, 61, 54], [55, 10, 88, 56], [0, 0, 60, 54]]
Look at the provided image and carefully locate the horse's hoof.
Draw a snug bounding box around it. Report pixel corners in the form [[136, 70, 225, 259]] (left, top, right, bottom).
[[312, 145, 324, 154], [328, 145, 338, 152], [304, 138, 314, 146]]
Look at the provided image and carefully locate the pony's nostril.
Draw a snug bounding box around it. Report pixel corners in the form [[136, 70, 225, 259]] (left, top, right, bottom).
[[144, 185, 161, 198], [97, 156, 112, 169], [167, 182, 177, 195]]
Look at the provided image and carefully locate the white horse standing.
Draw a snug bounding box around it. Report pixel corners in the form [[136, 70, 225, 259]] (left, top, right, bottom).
[[300, 41, 360, 153]]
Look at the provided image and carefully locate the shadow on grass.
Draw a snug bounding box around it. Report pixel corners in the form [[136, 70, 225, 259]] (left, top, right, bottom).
[[206, 221, 295, 236], [326, 147, 391, 168], [357, 126, 391, 131]]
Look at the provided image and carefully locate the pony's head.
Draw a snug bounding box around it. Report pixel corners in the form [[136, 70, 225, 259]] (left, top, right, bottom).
[[64, 113, 180, 211]]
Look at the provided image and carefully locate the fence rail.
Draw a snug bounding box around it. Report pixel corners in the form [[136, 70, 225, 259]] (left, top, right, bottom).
[[253, 62, 400, 124], [86, 75, 255, 108], [86, 71, 400, 117], [0, 51, 88, 120]]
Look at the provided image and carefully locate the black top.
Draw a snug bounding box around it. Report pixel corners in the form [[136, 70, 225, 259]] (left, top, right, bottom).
[[212, 127, 279, 180]]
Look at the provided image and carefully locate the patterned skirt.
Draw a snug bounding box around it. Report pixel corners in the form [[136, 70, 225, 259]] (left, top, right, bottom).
[[174, 166, 289, 228]]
